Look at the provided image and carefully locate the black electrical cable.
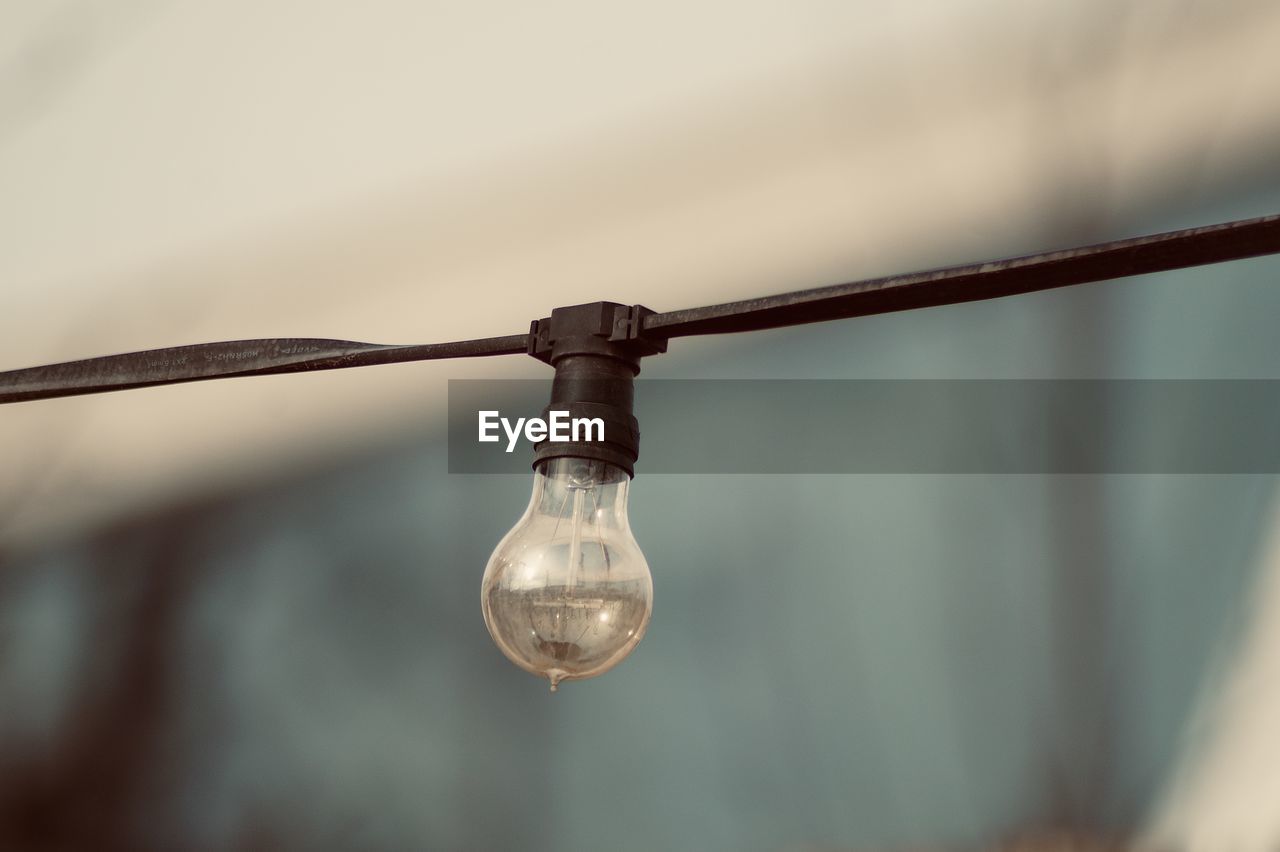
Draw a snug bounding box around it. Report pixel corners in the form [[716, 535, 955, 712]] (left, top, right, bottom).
[[2, 213, 1279, 405], [0, 334, 529, 404], [640, 213, 1280, 338]]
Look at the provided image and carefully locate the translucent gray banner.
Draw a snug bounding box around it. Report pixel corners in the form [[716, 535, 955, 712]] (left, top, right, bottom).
[[448, 380, 1280, 473]]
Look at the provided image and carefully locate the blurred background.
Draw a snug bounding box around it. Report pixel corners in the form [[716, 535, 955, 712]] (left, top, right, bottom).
[[2, 0, 1280, 849]]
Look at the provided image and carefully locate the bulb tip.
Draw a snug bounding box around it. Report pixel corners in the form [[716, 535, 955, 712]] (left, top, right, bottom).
[[547, 671, 564, 693]]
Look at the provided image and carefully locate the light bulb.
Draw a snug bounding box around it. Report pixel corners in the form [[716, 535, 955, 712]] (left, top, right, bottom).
[[481, 456, 652, 691]]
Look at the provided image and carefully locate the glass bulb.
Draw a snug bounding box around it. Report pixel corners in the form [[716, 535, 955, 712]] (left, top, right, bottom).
[[481, 457, 652, 692]]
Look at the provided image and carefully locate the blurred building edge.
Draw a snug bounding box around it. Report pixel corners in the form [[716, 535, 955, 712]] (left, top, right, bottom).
[[1142, 490, 1280, 851]]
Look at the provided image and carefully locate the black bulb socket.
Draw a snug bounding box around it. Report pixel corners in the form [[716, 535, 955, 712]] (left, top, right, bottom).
[[527, 302, 667, 478]]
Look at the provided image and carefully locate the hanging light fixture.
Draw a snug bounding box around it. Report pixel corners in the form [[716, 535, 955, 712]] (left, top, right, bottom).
[[482, 302, 664, 691]]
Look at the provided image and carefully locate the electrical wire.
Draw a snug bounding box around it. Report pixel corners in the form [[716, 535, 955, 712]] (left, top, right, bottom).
[[2, 213, 1279, 404], [0, 334, 529, 404], [640, 213, 1280, 338]]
